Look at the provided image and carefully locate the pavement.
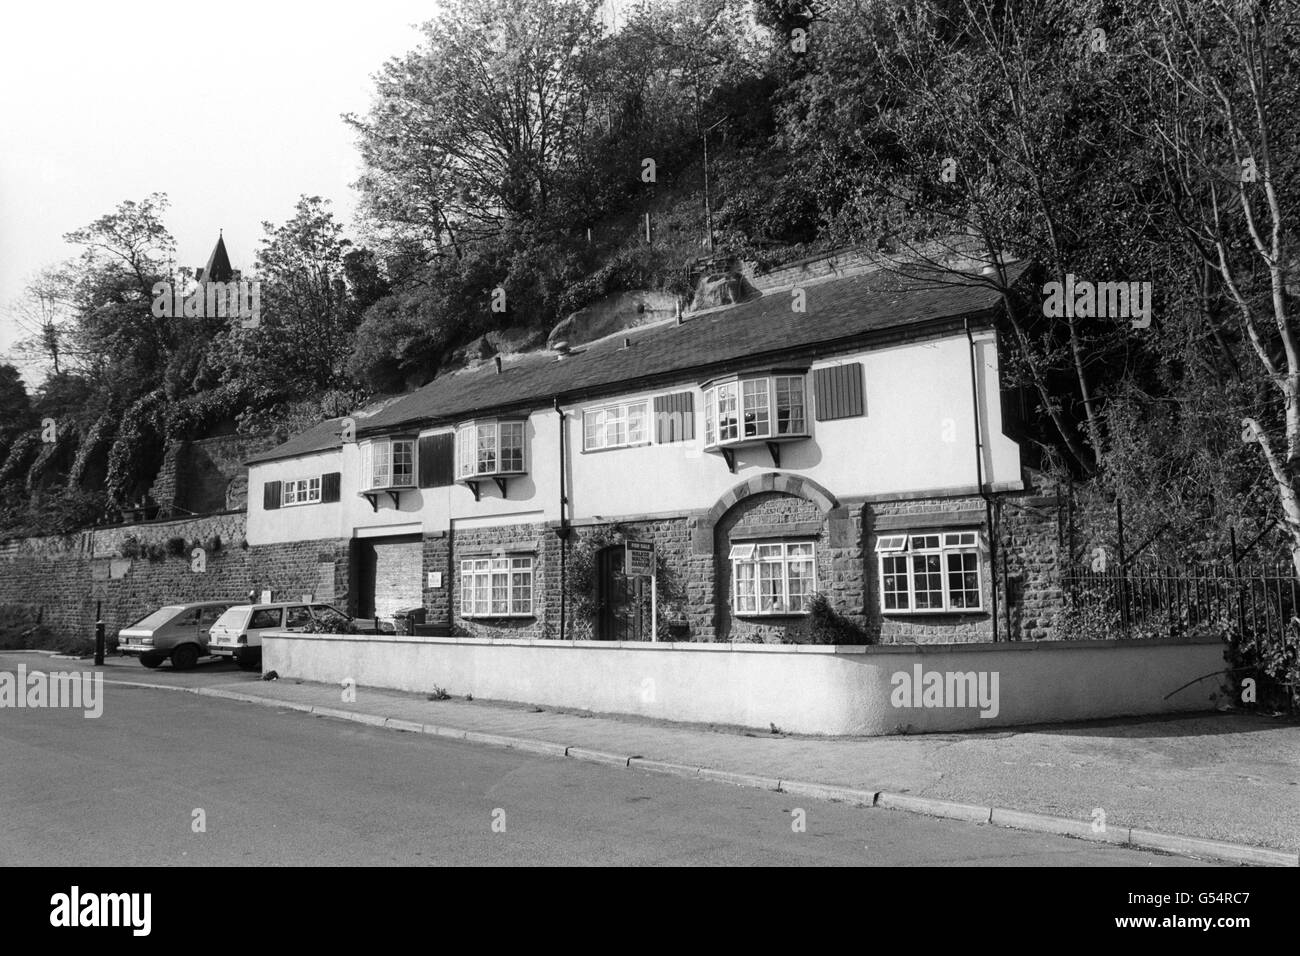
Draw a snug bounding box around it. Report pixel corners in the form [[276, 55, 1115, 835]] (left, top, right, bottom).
[[5, 651, 1298, 865]]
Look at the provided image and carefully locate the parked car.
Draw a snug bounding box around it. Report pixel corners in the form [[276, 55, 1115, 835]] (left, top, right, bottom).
[[207, 602, 352, 670], [117, 601, 240, 670]]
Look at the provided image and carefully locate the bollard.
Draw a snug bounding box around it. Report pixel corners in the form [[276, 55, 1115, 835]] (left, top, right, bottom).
[[94, 600, 105, 666]]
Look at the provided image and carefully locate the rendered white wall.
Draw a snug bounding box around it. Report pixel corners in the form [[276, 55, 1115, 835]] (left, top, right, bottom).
[[263, 634, 1224, 736]]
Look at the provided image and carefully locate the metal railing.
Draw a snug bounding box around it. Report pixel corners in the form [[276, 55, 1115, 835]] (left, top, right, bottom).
[[1061, 562, 1298, 644]]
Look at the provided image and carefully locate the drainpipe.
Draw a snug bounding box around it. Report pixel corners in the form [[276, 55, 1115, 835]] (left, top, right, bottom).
[[554, 397, 570, 640], [965, 317, 1000, 642]]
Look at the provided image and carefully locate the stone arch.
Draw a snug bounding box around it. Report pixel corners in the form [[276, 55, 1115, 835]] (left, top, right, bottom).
[[704, 472, 839, 528]]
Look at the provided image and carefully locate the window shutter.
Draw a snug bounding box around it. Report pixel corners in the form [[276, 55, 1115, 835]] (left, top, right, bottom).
[[814, 363, 865, 421], [418, 433, 455, 488], [321, 472, 341, 502], [654, 391, 695, 443], [263, 480, 282, 510]]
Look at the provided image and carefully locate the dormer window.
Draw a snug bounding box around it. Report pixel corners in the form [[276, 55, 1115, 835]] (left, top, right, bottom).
[[455, 419, 526, 499], [702, 373, 808, 469], [358, 437, 415, 510]]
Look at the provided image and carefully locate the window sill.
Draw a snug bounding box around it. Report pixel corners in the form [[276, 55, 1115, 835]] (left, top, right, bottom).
[[580, 441, 652, 455], [881, 608, 986, 616], [460, 614, 536, 621], [280, 499, 323, 508], [733, 611, 811, 619]]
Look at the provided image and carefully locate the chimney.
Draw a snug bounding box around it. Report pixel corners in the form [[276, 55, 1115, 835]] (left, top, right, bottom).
[[554, 340, 571, 360], [494, 355, 502, 374]]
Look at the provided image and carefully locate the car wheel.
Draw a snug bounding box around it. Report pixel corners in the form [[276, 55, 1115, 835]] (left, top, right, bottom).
[[139, 652, 165, 669], [171, 644, 200, 670]]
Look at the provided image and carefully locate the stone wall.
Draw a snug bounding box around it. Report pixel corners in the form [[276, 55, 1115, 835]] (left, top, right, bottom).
[[861, 479, 1065, 643], [248, 539, 351, 609], [0, 513, 251, 644]]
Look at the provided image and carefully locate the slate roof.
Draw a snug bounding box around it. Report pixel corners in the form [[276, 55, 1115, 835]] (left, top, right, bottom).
[[244, 418, 348, 465], [246, 262, 1022, 465]]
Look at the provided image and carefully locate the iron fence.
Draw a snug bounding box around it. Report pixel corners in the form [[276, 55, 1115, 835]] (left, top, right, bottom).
[[1061, 562, 1299, 644]]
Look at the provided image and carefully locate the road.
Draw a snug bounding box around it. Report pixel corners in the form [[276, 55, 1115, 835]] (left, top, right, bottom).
[[0, 681, 1205, 866]]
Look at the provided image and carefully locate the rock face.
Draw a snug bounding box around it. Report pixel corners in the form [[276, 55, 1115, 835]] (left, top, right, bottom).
[[449, 325, 547, 371], [546, 291, 679, 349], [689, 272, 759, 312]]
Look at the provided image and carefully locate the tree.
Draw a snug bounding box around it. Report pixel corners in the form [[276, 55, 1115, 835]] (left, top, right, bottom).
[[1141, 1, 1300, 573], [347, 0, 605, 253], [225, 196, 363, 395]]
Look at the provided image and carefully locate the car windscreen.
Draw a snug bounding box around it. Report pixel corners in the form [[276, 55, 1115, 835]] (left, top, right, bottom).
[[127, 606, 186, 630]]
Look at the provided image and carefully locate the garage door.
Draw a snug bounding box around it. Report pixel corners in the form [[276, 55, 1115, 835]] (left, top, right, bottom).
[[357, 534, 423, 626]]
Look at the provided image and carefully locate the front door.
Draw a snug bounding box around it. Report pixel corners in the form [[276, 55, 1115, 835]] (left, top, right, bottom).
[[596, 545, 647, 641]]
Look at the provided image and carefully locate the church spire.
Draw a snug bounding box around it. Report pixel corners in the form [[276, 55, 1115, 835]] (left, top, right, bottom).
[[198, 231, 235, 283]]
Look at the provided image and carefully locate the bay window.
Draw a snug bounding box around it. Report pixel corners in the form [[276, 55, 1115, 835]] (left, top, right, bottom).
[[360, 438, 415, 491], [703, 374, 807, 448], [730, 541, 816, 615], [877, 531, 983, 613], [460, 556, 534, 617], [455, 420, 527, 478]]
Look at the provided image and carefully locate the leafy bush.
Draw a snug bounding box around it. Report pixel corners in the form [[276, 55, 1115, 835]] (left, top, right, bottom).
[[797, 593, 871, 645], [303, 611, 357, 634], [165, 536, 187, 557], [1224, 619, 1300, 713], [119, 534, 142, 558]]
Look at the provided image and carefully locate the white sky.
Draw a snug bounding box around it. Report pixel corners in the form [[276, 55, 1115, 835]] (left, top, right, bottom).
[[0, 0, 456, 384]]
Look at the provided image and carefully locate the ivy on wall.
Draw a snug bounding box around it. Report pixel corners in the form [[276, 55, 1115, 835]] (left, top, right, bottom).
[[105, 389, 167, 508], [564, 523, 688, 639]]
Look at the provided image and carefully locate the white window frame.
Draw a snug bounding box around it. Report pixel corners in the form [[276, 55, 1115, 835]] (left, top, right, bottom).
[[455, 420, 527, 479], [582, 399, 651, 451], [281, 476, 322, 506], [460, 556, 534, 618], [876, 530, 983, 613], [703, 374, 807, 449], [730, 540, 817, 616], [360, 438, 415, 491]]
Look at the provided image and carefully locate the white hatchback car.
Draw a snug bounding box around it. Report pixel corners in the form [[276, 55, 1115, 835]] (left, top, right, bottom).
[[207, 602, 350, 670]]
